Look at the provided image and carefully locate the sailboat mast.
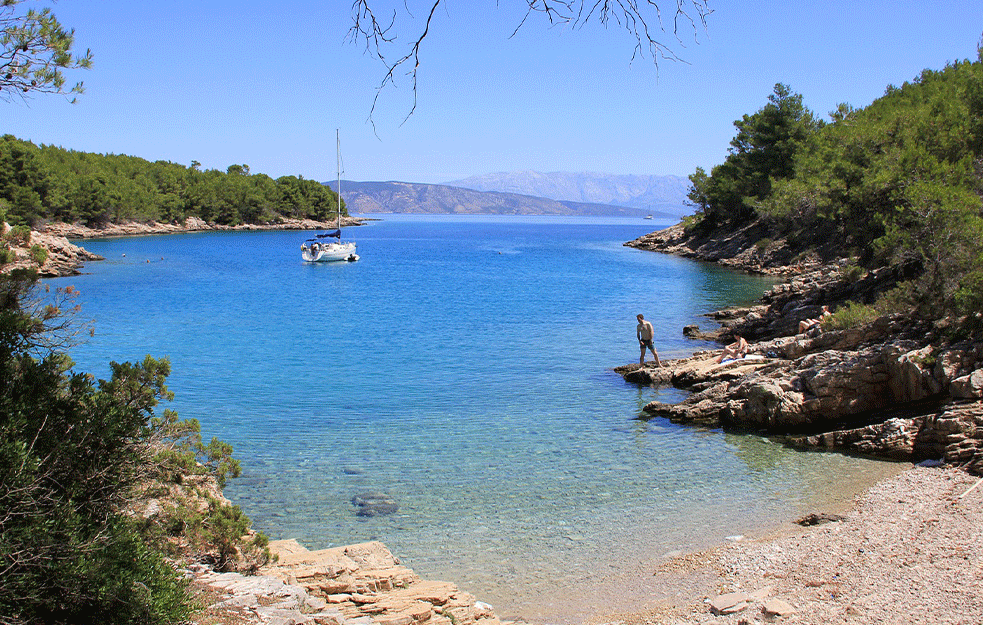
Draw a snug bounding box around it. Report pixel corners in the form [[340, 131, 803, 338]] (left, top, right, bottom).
[[336, 129, 342, 232]]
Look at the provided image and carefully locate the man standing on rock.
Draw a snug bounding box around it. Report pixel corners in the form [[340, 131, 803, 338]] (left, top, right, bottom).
[[636, 314, 662, 367]]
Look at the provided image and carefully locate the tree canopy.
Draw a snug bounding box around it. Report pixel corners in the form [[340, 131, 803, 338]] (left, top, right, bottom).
[[0, 273, 188, 624], [687, 47, 983, 322], [0, 137, 348, 228], [687, 83, 823, 225], [0, 0, 92, 102], [0, 268, 269, 624]]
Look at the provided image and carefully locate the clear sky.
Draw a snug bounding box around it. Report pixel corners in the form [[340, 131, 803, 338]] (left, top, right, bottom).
[[3, 1, 981, 185]]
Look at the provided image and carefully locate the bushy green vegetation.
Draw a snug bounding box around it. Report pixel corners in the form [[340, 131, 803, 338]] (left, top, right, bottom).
[[0, 270, 264, 624], [688, 46, 983, 323], [28, 243, 46, 265], [822, 301, 884, 331], [687, 83, 824, 226], [0, 136, 347, 228]]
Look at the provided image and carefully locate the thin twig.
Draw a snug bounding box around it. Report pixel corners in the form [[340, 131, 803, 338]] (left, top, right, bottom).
[[957, 476, 983, 500]]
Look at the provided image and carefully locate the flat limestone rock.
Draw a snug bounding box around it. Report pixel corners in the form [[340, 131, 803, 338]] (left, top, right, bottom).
[[710, 591, 750, 615], [252, 540, 494, 625], [747, 586, 773, 601], [762, 598, 796, 616], [269, 538, 311, 557]]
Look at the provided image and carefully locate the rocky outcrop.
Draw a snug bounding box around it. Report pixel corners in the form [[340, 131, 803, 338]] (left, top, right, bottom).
[[1, 223, 103, 277], [626, 330, 983, 437], [208, 539, 505, 625], [618, 230, 983, 471], [785, 401, 983, 470], [625, 221, 806, 273]]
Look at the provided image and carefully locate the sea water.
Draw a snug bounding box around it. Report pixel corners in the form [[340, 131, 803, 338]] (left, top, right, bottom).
[[54, 215, 898, 621]]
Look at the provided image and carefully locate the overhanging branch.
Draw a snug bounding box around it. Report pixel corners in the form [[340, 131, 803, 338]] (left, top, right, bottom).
[[348, 0, 712, 128]]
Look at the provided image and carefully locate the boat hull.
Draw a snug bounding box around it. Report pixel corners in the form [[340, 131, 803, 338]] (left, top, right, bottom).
[[301, 241, 358, 262]]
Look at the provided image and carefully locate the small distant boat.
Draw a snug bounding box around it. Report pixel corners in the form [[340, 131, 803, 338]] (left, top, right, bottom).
[[301, 130, 359, 263], [644, 214, 653, 220]]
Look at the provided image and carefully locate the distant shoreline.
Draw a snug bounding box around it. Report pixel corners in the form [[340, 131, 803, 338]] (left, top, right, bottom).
[[40, 215, 364, 241], [1, 217, 365, 278]]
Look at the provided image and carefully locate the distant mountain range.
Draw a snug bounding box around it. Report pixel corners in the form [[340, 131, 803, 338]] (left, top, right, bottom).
[[445, 171, 692, 216], [336, 171, 693, 218]]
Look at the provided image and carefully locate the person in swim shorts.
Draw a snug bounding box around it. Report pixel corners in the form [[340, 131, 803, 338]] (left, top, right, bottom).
[[636, 314, 662, 366]]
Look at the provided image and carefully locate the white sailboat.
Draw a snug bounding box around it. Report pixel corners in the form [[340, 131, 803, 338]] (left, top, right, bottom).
[[301, 130, 359, 263]]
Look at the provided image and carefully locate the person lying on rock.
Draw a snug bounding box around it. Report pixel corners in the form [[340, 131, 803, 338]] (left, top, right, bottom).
[[798, 305, 832, 334], [716, 335, 749, 363]]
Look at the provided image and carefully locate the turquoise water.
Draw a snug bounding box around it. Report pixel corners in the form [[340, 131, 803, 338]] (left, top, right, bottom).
[[55, 215, 896, 621]]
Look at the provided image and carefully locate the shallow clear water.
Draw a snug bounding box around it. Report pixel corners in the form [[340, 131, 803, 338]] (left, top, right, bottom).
[[56, 215, 897, 621]]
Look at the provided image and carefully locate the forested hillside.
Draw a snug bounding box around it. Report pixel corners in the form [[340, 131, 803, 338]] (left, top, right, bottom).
[[684, 49, 983, 324], [0, 136, 347, 227]]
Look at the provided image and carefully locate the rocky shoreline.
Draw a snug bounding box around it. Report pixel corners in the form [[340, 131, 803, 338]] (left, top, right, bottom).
[[193, 540, 507, 625], [10, 217, 982, 623], [1, 216, 364, 277], [615, 281, 983, 475], [185, 463, 983, 625], [620, 224, 983, 475]]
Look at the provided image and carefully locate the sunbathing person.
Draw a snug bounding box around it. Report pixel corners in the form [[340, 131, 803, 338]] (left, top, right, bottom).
[[798, 305, 832, 333], [716, 335, 749, 363]]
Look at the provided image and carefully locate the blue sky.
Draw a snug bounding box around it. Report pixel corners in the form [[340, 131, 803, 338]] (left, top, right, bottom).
[[3, 1, 981, 184]]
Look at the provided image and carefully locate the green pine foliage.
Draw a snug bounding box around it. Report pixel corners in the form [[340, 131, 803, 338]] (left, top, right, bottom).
[[0, 271, 262, 624], [1, 1, 92, 101], [687, 83, 824, 227], [690, 46, 983, 322], [0, 136, 347, 227]]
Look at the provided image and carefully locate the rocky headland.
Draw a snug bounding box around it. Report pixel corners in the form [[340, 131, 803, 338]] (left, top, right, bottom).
[[599, 221, 983, 623], [621, 223, 983, 474], [1, 216, 363, 277]]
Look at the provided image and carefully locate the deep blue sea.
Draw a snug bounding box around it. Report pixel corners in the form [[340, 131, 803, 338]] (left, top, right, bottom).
[[55, 215, 897, 621]]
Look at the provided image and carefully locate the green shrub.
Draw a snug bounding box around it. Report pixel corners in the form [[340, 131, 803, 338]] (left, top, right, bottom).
[[909, 352, 938, 370], [873, 283, 917, 316], [823, 301, 882, 330], [755, 237, 772, 252], [3, 224, 31, 246], [679, 213, 701, 233], [149, 410, 241, 489], [840, 262, 865, 282], [29, 244, 47, 265], [0, 245, 13, 265], [952, 268, 983, 317], [0, 274, 251, 623], [143, 489, 272, 573]]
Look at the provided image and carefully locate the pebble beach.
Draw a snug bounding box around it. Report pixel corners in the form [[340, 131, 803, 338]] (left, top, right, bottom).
[[597, 465, 983, 625]]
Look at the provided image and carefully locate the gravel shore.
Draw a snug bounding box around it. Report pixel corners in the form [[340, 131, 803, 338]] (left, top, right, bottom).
[[595, 465, 982, 625]]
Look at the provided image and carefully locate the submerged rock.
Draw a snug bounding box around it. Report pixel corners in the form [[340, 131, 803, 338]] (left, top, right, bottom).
[[352, 492, 399, 517]]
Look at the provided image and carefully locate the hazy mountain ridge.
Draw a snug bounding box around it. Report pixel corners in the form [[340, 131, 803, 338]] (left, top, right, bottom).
[[338, 180, 679, 218], [444, 171, 692, 216]]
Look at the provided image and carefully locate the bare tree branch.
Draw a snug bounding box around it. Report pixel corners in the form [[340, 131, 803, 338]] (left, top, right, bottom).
[[348, 0, 712, 127]]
